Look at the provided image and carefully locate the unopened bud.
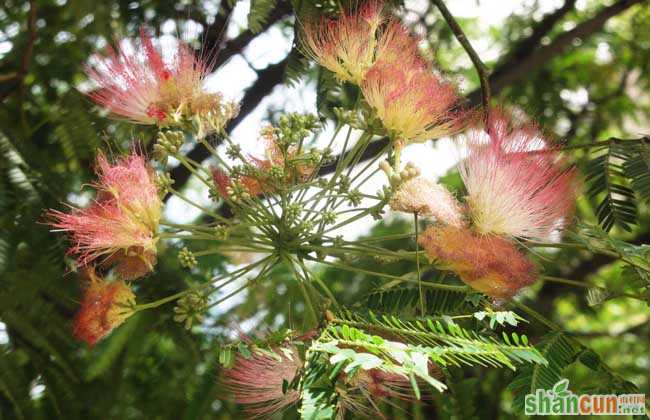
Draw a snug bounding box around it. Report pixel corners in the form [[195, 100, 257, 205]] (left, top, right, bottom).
[[379, 160, 392, 175], [178, 247, 197, 269], [173, 290, 208, 329]]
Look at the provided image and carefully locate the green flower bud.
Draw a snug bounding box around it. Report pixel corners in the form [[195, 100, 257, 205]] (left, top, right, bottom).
[[178, 247, 197, 269], [173, 290, 208, 330]]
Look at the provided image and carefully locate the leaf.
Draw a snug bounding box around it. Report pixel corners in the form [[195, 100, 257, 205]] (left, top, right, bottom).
[[323, 311, 545, 380], [586, 287, 610, 306], [585, 142, 638, 231], [300, 352, 337, 420], [623, 138, 650, 203], [409, 372, 421, 400], [183, 351, 221, 420], [366, 287, 480, 315], [508, 333, 578, 414], [237, 342, 251, 359], [473, 311, 486, 321], [284, 46, 310, 87], [86, 315, 141, 381], [0, 133, 42, 204], [571, 223, 650, 283], [441, 376, 479, 420], [300, 387, 336, 420], [578, 349, 641, 395], [474, 310, 522, 328], [247, 0, 278, 33], [315, 67, 342, 121]]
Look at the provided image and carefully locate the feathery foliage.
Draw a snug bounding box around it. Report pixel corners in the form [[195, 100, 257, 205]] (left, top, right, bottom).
[[585, 141, 638, 232]]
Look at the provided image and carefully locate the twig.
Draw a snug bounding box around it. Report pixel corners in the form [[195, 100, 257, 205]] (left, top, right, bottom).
[[20, 0, 38, 77], [432, 0, 491, 118], [0, 0, 37, 104]]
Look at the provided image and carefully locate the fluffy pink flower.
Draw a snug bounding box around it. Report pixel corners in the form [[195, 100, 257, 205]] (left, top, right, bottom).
[[459, 112, 577, 241], [390, 177, 466, 227], [221, 346, 302, 416], [340, 366, 441, 416], [419, 225, 537, 299], [85, 28, 237, 130], [49, 153, 161, 279], [301, 1, 422, 84], [73, 268, 136, 346], [361, 61, 464, 143]]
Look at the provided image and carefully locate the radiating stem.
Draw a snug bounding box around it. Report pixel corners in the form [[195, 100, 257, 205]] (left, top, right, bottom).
[[167, 188, 231, 223], [305, 255, 468, 292], [206, 257, 276, 309], [134, 257, 271, 312], [328, 233, 415, 243], [296, 257, 340, 309], [285, 255, 319, 326], [415, 212, 424, 317]]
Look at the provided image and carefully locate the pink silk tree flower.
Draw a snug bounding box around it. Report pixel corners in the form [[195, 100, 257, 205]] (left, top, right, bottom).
[[84, 28, 237, 131], [301, 1, 423, 85], [340, 366, 442, 417], [221, 347, 302, 417], [73, 269, 136, 346], [353, 367, 440, 401], [459, 113, 578, 241], [212, 163, 273, 198], [301, 0, 386, 84], [211, 129, 316, 198], [390, 177, 466, 228], [361, 61, 464, 144], [49, 153, 161, 280], [419, 225, 537, 299]]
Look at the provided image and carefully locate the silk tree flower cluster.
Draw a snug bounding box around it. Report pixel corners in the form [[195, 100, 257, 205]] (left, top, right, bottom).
[[221, 344, 302, 416], [302, 0, 465, 149], [301, 1, 576, 298], [85, 28, 238, 136], [72, 268, 136, 346], [46, 1, 582, 416], [418, 113, 578, 298], [48, 153, 162, 344]]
